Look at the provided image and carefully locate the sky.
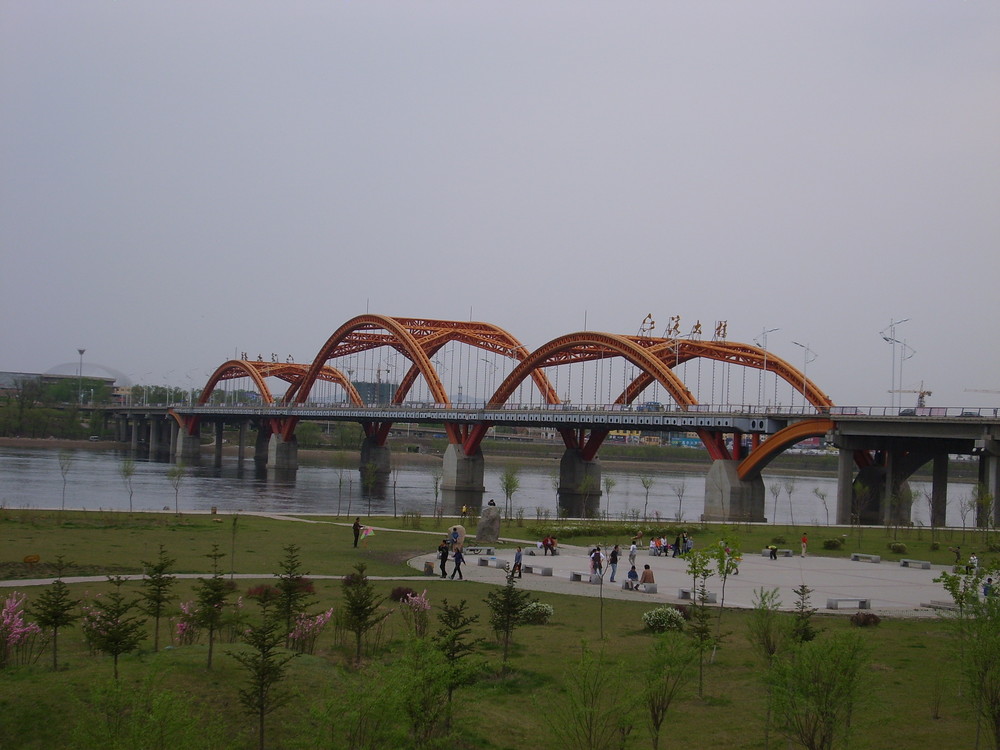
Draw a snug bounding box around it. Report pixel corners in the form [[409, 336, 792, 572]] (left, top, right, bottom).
[[2, 1, 998, 408]]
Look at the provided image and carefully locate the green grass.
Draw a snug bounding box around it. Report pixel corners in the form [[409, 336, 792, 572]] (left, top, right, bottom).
[[0, 509, 983, 748]]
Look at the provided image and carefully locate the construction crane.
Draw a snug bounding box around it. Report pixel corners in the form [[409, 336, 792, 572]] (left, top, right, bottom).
[[889, 382, 932, 407], [965, 388, 1000, 394]]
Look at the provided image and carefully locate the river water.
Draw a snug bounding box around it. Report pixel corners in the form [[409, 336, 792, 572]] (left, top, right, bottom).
[[0, 445, 977, 528]]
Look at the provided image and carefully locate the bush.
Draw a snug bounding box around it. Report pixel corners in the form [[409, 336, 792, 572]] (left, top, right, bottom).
[[822, 538, 845, 550], [520, 601, 554, 625], [888, 542, 907, 554], [389, 586, 417, 602], [642, 606, 685, 633], [849, 611, 881, 627]]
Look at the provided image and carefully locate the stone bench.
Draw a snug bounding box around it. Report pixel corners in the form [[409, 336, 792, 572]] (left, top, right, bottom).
[[624, 582, 657, 593], [570, 570, 600, 584], [826, 597, 871, 610], [524, 564, 553, 576], [477, 557, 508, 569], [678, 588, 717, 603], [761, 549, 793, 557], [900, 559, 932, 569], [922, 599, 958, 611], [850, 553, 881, 564]]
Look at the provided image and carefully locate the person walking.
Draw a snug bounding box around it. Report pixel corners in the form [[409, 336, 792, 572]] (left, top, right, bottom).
[[450, 547, 465, 580], [437, 539, 450, 578], [609, 544, 620, 583], [513, 546, 523, 578], [352, 518, 362, 548], [628, 541, 637, 567], [801, 533, 808, 557]]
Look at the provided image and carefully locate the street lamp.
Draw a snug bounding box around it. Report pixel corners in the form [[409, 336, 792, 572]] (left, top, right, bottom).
[[790, 341, 817, 412], [77, 348, 86, 406], [753, 327, 780, 407], [880, 318, 909, 409]]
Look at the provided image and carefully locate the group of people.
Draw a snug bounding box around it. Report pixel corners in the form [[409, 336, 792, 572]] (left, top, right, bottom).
[[437, 538, 467, 580], [647, 532, 693, 557], [622, 564, 656, 591], [541, 535, 558, 555]]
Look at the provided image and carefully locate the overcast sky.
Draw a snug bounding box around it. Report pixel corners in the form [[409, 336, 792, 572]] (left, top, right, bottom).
[[2, 2, 998, 408]]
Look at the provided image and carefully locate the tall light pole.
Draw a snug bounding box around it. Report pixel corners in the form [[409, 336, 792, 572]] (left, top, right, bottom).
[[880, 318, 909, 409], [790, 341, 817, 412], [77, 348, 86, 406], [753, 327, 779, 407]]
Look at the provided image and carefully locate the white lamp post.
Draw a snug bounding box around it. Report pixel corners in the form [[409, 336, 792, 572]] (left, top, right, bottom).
[[880, 318, 909, 409], [791, 341, 817, 412], [753, 327, 779, 407]]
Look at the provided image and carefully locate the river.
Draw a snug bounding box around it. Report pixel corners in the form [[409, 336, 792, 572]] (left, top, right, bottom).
[[0, 444, 977, 528]]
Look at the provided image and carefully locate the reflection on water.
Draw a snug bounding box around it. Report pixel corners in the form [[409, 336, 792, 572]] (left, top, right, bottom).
[[0, 446, 975, 527]]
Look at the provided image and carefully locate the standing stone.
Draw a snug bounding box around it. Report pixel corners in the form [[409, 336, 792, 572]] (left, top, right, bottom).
[[476, 505, 501, 543]]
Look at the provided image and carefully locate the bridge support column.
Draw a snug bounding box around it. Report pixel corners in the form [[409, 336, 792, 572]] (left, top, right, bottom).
[[148, 418, 161, 457], [130, 417, 141, 451], [978, 442, 1000, 526], [255, 425, 270, 466], [931, 455, 949, 528], [237, 422, 248, 465], [883, 450, 913, 525], [441, 444, 485, 513], [169, 419, 179, 460], [702, 460, 764, 523], [268, 434, 298, 471], [214, 421, 224, 467], [557, 449, 601, 518], [177, 430, 202, 463], [836, 448, 854, 524]]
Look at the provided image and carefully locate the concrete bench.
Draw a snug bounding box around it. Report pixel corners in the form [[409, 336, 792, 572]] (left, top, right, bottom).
[[463, 546, 495, 556], [623, 581, 657, 593], [850, 553, 881, 564], [826, 597, 871, 610], [570, 570, 600, 584], [678, 588, 717, 603], [761, 549, 793, 557], [922, 599, 958, 611], [900, 559, 932, 569], [524, 564, 553, 576], [477, 557, 508, 569]]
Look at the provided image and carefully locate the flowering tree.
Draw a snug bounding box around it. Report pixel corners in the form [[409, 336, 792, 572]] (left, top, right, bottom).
[[400, 590, 431, 639], [1, 591, 44, 669], [289, 608, 334, 655]]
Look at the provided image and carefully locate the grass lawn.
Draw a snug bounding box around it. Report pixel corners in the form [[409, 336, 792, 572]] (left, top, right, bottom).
[[0, 508, 984, 749]]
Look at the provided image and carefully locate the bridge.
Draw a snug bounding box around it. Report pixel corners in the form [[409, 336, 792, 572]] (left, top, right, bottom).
[[107, 314, 1000, 523]]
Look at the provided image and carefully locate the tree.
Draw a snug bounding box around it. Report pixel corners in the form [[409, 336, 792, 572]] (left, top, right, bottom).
[[274, 544, 315, 648], [672, 480, 687, 522], [640, 475, 655, 521], [390, 638, 453, 747], [118, 458, 136, 513], [193, 544, 229, 669], [82, 575, 147, 680], [768, 482, 781, 525], [549, 644, 633, 750], [499, 464, 521, 520], [684, 548, 716, 697], [231, 608, 297, 750], [790, 583, 819, 644], [29, 555, 80, 670], [645, 632, 697, 750], [603, 475, 617, 518], [361, 462, 380, 513], [484, 569, 535, 673], [166, 463, 185, 516], [433, 599, 484, 719], [295, 421, 322, 448], [767, 632, 869, 750], [813, 487, 829, 526], [342, 563, 390, 668], [711, 540, 741, 641], [58, 450, 73, 513], [747, 588, 790, 749], [783, 479, 796, 528], [139, 544, 176, 652]]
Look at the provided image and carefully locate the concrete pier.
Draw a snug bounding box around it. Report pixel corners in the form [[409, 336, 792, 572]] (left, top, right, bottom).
[[556, 448, 601, 518]]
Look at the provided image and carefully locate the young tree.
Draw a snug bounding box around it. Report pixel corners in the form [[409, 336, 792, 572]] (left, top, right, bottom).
[[193, 544, 229, 669], [711, 540, 741, 642], [58, 450, 73, 513], [484, 570, 535, 674], [361, 462, 379, 513], [166, 463, 185, 516], [684, 548, 717, 697], [29, 555, 80, 670], [767, 632, 869, 750], [672, 480, 687, 522], [747, 588, 790, 749], [390, 638, 453, 747], [342, 563, 390, 668], [82, 576, 147, 680], [274, 543, 315, 648], [640, 475, 655, 521], [433, 599, 484, 715], [790, 583, 819, 644], [645, 632, 697, 750], [549, 644, 633, 750], [602, 475, 617, 518], [499, 464, 521, 520], [139, 544, 176, 652], [119, 458, 136, 514], [768, 482, 781, 525], [231, 609, 297, 750], [783, 479, 796, 528]]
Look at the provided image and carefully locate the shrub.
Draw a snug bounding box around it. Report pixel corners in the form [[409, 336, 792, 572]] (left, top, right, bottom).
[[520, 601, 554, 625], [849, 612, 881, 628], [771, 536, 786, 545], [929, 541, 940, 551], [390, 586, 417, 602], [642, 606, 685, 633], [888, 542, 908, 554], [822, 538, 845, 550]]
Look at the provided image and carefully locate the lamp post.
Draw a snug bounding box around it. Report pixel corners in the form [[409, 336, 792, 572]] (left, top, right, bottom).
[[77, 348, 86, 406], [880, 318, 909, 409], [753, 327, 780, 407], [790, 341, 817, 412]]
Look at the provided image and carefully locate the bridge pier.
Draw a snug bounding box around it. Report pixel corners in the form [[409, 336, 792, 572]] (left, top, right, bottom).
[[557, 449, 601, 518], [702, 460, 765, 522], [177, 430, 202, 463], [268, 434, 298, 471], [978, 441, 1000, 526], [214, 421, 224, 467], [442, 444, 485, 512]]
